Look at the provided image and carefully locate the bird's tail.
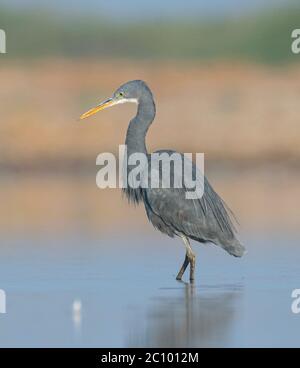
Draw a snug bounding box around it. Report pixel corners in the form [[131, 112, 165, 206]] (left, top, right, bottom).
[[222, 238, 246, 258]]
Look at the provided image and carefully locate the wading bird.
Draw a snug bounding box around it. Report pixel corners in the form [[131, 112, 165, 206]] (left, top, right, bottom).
[[80, 80, 245, 281]]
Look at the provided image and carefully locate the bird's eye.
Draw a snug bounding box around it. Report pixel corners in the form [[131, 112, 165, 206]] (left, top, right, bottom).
[[118, 92, 124, 98]]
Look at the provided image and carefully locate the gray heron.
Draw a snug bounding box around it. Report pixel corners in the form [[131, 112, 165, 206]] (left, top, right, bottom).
[[80, 80, 245, 282]]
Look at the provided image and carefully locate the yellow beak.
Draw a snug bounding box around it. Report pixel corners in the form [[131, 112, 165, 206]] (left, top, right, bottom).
[[80, 98, 115, 120]]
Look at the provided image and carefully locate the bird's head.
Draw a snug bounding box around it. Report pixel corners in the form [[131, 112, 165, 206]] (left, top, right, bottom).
[[80, 80, 151, 120]]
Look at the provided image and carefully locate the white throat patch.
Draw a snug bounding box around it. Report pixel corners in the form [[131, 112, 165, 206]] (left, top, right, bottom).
[[115, 98, 138, 105]]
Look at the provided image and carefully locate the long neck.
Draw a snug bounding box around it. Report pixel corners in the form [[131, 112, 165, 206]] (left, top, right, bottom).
[[125, 94, 156, 156]]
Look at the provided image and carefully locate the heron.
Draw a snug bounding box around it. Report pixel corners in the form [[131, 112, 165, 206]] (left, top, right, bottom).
[[80, 80, 245, 282]]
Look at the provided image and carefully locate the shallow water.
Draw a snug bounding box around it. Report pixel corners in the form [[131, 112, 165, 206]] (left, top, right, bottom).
[[0, 232, 300, 347]]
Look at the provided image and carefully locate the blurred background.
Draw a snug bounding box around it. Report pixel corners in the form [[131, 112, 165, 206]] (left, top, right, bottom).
[[0, 0, 300, 347], [1, 0, 300, 235]]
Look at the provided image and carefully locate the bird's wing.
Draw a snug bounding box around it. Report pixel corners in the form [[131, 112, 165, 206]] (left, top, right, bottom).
[[143, 150, 238, 245]]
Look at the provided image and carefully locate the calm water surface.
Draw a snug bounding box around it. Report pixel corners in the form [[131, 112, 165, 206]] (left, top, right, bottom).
[[0, 232, 299, 347]]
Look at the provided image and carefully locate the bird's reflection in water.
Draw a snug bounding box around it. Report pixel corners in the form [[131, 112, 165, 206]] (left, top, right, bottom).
[[126, 283, 242, 348]]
